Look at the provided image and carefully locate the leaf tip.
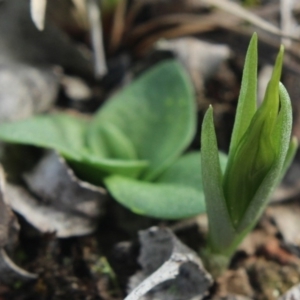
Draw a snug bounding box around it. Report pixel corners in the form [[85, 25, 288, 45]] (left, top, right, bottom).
[[251, 32, 258, 41], [274, 45, 284, 75], [249, 32, 258, 49], [279, 44, 285, 55], [203, 105, 214, 123]]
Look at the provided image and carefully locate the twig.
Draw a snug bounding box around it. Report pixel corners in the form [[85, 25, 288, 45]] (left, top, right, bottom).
[[86, 0, 108, 78], [109, 0, 127, 53], [280, 0, 298, 48], [200, 0, 298, 40]]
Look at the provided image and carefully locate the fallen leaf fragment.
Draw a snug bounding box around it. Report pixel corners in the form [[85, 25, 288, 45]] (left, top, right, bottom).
[[266, 202, 300, 246], [200, 0, 298, 40], [156, 38, 230, 80], [61, 75, 92, 101], [6, 151, 107, 238], [126, 227, 212, 300], [0, 249, 37, 284], [0, 0, 93, 78], [0, 64, 58, 123], [30, 0, 47, 31], [272, 182, 300, 202], [279, 283, 300, 300], [0, 176, 18, 249], [0, 166, 37, 283], [156, 38, 230, 95]]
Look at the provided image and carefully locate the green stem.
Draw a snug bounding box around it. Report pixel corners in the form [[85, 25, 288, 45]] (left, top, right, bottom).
[[200, 247, 231, 278]]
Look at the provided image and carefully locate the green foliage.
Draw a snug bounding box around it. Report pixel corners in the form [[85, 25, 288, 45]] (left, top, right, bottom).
[[105, 154, 203, 219], [0, 114, 88, 161], [105, 152, 228, 219], [0, 60, 209, 219], [201, 33, 296, 257], [87, 61, 196, 181]]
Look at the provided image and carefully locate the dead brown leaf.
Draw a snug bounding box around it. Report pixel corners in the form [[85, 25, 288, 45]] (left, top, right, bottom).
[[6, 151, 107, 238], [126, 227, 212, 300]]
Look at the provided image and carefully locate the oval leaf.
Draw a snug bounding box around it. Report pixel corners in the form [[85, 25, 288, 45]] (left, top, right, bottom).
[[0, 114, 87, 161], [88, 60, 196, 181], [105, 152, 214, 219]]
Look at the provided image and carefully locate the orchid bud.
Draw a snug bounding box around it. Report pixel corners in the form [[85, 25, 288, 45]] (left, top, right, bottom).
[[223, 46, 284, 227], [201, 33, 295, 257]]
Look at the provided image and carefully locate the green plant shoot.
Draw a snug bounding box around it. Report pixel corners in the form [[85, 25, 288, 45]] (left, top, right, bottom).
[[0, 61, 212, 219], [201, 33, 297, 257]]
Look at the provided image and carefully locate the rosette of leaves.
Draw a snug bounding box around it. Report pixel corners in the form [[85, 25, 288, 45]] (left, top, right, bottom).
[[201, 34, 297, 258], [0, 61, 214, 219]]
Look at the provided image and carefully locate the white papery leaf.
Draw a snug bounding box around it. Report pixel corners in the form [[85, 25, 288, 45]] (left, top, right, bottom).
[[30, 0, 47, 30]]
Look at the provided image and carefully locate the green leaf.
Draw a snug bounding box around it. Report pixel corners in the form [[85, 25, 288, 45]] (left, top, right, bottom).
[[201, 106, 236, 255], [87, 122, 138, 159], [238, 82, 293, 233], [201, 37, 294, 258], [105, 177, 204, 219], [88, 60, 196, 181], [0, 114, 87, 161], [157, 151, 228, 186], [223, 34, 258, 226], [156, 152, 203, 187], [223, 46, 284, 227], [70, 154, 149, 185], [0, 61, 197, 184], [228, 33, 258, 156], [105, 152, 207, 219]]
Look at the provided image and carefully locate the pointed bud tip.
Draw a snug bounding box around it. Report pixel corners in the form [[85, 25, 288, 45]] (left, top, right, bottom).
[[269, 44, 284, 85], [277, 45, 284, 61], [249, 32, 258, 46], [207, 104, 213, 111], [203, 105, 214, 123], [277, 45, 284, 63]]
